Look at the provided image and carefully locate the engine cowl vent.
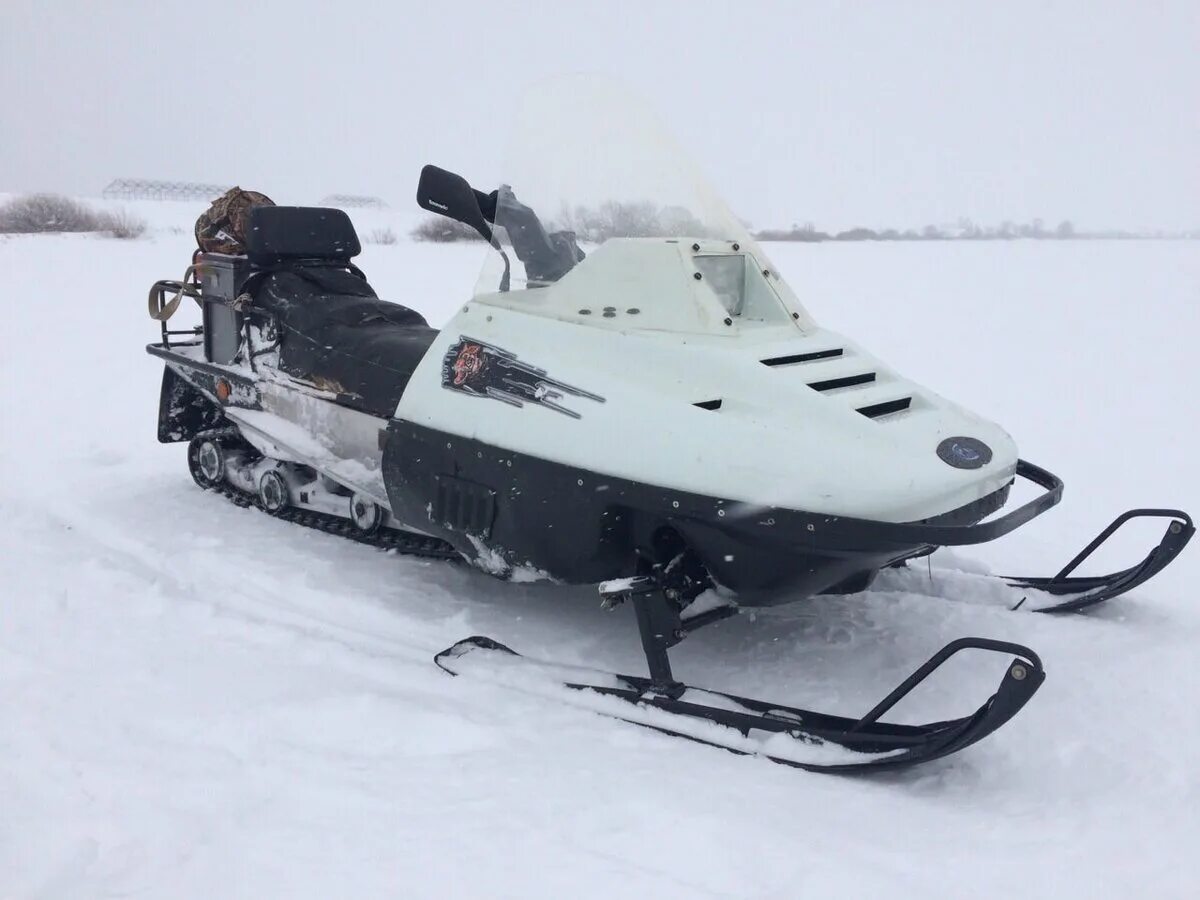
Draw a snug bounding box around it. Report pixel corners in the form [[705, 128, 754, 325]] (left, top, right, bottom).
[[857, 397, 913, 419], [693, 399, 723, 410], [433, 474, 497, 538], [808, 372, 877, 392], [761, 348, 843, 367]]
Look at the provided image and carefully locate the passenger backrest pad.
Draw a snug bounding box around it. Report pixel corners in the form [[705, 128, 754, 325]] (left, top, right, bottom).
[[245, 206, 362, 267]]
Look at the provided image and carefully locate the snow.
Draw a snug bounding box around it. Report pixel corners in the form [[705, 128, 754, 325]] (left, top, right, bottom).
[[2, 223, 1198, 898], [465, 534, 554, 584]]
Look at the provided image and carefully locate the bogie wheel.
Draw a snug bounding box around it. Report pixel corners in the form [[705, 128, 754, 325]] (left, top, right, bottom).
[[349, 494, 383, 534], [258, 469, 290, 514], [188, 436, 226, 489]]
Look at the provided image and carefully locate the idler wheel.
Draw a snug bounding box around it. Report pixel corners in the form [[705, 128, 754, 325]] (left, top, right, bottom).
[[350, 494, 383, 534], [188, 436, 226, 489], [258, 469, 290, 514]]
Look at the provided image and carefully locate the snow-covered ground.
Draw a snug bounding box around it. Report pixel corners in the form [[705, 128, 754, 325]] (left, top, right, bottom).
[[2, 218, 1197, 898]]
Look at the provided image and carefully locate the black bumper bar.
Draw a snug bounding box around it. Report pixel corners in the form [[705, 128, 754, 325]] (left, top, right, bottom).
[[799, 459, 1063, 551]]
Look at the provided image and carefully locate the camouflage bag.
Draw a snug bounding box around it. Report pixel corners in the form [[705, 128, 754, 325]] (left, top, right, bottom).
[[195, 187, 275, 254]]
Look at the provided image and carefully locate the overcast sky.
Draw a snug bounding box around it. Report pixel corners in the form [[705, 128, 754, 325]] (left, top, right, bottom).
[[2, 0, 1196, 231]]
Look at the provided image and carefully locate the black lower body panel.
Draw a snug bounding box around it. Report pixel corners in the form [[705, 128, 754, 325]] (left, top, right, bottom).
[[381, 420, 1019, 604]]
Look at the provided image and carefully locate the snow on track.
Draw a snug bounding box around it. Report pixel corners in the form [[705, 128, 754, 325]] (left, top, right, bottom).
[[2, 230, 1198, 898]]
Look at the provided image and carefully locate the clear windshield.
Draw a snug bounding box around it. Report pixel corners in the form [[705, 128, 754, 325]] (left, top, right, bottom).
[[433, 75, 815, 334], [477, 76, 760, 294]]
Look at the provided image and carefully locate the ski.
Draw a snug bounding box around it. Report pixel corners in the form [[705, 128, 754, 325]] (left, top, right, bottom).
[[436, 634, 1044, 773], [891, 508, 1194, 613], [1002, 508, 1193, 612]]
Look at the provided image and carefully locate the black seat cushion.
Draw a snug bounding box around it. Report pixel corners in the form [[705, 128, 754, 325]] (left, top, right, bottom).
[[253, 267, 437, 417]]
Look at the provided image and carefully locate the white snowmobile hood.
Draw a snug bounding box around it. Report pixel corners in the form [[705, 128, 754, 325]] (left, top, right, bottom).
[[398, 76, 1017, 523], [397, 237, 1017, 524]]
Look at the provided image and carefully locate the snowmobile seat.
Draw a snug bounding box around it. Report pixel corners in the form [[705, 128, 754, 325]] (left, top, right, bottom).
[[245, 205, 362, 266], [243, 206, 439, 418]]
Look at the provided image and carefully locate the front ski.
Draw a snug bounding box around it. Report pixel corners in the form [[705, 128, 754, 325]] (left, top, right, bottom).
[[435, 635, 1044, 773], [1002, 508, 1193, 613], [893, 508, 1193, 613]]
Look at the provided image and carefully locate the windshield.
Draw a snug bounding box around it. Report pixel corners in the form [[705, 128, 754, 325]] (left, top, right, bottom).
[[421, 75, 814, 332], [478, 77, 756, 286]]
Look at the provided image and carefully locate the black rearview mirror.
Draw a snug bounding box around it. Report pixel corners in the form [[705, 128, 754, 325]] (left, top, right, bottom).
[[416, 165, 492, 240]]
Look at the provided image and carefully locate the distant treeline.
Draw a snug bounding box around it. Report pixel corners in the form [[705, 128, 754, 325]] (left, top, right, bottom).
[[0, 192, 146, 239], [753, 219, 1200, 242], [412, 201, 706, 244], [411, 206, 1199, 244]]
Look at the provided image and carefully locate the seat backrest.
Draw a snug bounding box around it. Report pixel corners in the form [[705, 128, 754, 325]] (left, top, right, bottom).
[[245, 206, 362, 267]]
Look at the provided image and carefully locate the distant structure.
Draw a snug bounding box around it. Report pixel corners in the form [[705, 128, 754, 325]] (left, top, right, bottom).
[[102, 179, 231, 201], [321, 194, 388, 209]]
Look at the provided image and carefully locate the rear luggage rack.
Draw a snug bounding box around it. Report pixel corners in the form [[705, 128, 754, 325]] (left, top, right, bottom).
[[761, 348, 844, 367], [857, 397, 912, 419]]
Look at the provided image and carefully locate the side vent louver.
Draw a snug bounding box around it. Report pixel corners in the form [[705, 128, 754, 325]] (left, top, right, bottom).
[[808, 373, 876, 392], [433, 475, 497, 537], [857, 398, 912, 419], [760, 346, 914, 420], [693, 399, 723, 410], [761, 348, 844, 367]]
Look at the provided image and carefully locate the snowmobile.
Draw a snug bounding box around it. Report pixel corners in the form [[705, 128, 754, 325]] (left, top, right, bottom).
[[144, 83, 1191, 773]]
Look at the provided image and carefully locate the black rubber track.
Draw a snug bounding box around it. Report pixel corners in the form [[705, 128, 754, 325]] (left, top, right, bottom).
[[190, 427, 461, 562]]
